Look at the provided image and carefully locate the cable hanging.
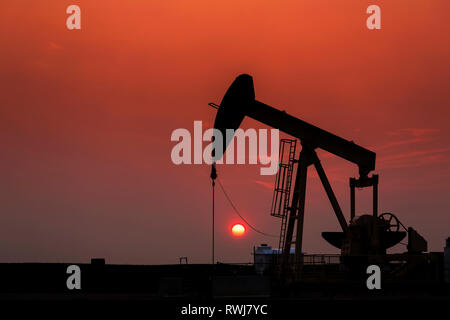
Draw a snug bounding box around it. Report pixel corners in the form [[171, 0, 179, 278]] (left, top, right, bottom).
[[217, 178, 278, 238]]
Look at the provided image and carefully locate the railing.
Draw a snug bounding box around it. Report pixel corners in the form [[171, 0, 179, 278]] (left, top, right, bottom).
[[254, 253, 341, 267], [302, 254, 341, 265]]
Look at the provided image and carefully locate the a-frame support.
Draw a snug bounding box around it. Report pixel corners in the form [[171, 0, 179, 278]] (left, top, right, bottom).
[[282, 145, 349, 275]]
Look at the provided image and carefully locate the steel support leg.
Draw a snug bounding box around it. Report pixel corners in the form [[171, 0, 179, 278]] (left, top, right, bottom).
[[312, 154, 348, 233], [282, 147, 311, 275]]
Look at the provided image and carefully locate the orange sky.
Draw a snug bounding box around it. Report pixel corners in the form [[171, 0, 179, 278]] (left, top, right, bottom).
[[0, 1, 449, 264]]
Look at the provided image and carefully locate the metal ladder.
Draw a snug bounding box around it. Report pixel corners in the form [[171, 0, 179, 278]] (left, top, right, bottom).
[[270, 139, 297, 253]]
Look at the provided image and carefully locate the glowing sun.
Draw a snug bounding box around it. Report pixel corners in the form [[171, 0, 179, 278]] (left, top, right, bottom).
[[231, 224, 246, 237]]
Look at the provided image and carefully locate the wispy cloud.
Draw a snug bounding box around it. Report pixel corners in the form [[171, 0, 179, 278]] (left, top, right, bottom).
[[377, 137, 430, 151], [389, 128, 439, 137], [47, 42, 63, 51], [379, 147, 450, 169], [255, 180, 274, 190], [378, 128, 439, 150], [375, 128, 449, 169]]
